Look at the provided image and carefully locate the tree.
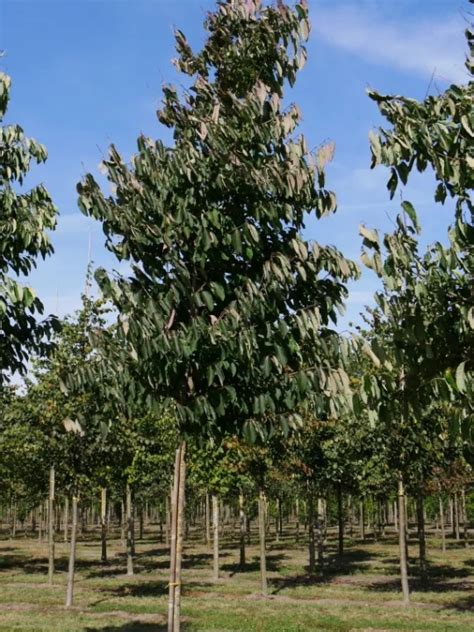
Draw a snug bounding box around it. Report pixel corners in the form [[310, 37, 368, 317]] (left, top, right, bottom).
[[0, 72, 58, 385], [78, 1, 356, 628]]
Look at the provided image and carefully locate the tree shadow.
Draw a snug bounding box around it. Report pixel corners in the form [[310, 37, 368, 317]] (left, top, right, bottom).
[[85, 624, 170, 632], [100, 580, 169, 598], [221, 552, 286, 576]]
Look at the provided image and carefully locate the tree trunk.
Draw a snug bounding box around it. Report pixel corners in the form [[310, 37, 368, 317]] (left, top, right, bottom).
[[38, 503, 43, 543], [398, 477, 410, 604], [416, 491, 427, 584], [461, 487, 469, 548], [120, 499, 126, 549], [139, 504, 144, 541], [125, 484, 134, 575], [63, 497, 69, 543], [48, 466, 55, 585], [165, 493, 170, 548], [295, 497, 300, 543], [65, 494, 78, 608], [212, 494, 219, 581], [454, 492, 460, 541], [205, 492, 210, 546], [168, 442, 186, 632], [239, 493, 246, 568], [11, 500, 16, 539], [359, 500, 365, 541], [337, 484, 344, 556], [278, 497, 283, 539], [258, 489, 267, 596], [101, 487, 107, 564], [308, 489, 315, 574], [316, 496, 324, 570], [439, 495, 446, 553]]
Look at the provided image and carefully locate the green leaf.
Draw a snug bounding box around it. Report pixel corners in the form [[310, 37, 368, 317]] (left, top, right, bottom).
[[401, 201, 420, 232]]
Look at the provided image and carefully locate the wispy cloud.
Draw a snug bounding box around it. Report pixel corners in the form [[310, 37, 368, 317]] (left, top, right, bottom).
[[312, 4, 468, 84]]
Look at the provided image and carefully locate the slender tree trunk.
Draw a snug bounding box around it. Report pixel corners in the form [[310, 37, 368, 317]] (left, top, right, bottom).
[[48, 466, 55, 585], [239, 493, 246, 568], [139, 504, 144, 541], [316, 496, 324, 570], [167, 442, 186, 632], [275, 498, 280, 543], [295, 497, 300, 543], [63, 497, 69, 543], [210, 494, 219, 581], [308, 489, 315, 574], [258, 489, 267, 597], [120, 499, 126, 549], [416, 491, 427, 583], [126, 484, 134, 575], [65, 494, 78, 608], [461, 487, 469, 548], [394, 499, 398, 532], [359, 500, 365, 541], [398, 477, 410, 604], [11, 500, 16, 539], [454, 492, 460, 541], [38, 504, 43, 543], [165, 493, 170, 548], [100, 487, 107, 564], [337, 484, 344, 556], [278, 497, 283, 538], [439, 495, 446, 553], [205, 492, 210, 546]]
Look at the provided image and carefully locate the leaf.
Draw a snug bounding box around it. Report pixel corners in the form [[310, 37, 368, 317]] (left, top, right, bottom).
[[316, 141, 335, 171], [362, 342, 381, 368], [455, 361, 466, 393], [401, 201, 420, 232], [359, 225, 379, 249]]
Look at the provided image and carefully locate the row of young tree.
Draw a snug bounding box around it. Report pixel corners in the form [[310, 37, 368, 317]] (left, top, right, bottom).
[[0, 1, 472, 630]]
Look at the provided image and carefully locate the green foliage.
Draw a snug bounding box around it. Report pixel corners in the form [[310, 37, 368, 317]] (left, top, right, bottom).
[[77, 0, 358, 440], [0, 72, 58, 384]]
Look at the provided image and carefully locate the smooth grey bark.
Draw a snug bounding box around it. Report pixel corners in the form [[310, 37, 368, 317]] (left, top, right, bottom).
[[258, 489, 267, 596], [295, 497, 300, 543], [126, 484, 134, 576], [308, 489, 315, 574], [398, 477, 410, 604], [63, 497, 69, 543], [439, 494, 446, 553], [212, 494, 219, 581], [100, 487, 107, 563], [461, 487, 469, 548], [65, 495, 78, 608], [337, 484, 344, 556], [48, 466, 55, 585], [239, 493, 246, 568], [416, 491, 427, 583], [316, 496, 325, 570], [167, 442, 186, 632]]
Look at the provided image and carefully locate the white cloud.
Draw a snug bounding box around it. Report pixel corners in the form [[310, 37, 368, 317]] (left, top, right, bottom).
[[312, 4, 468, 84]]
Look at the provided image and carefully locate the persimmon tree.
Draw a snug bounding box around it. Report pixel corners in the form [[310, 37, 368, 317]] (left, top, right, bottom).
[[78, 1, 357, 628]]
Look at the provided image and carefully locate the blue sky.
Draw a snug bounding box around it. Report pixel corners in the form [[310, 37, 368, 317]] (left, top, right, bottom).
[[1, 0, 470, 328]]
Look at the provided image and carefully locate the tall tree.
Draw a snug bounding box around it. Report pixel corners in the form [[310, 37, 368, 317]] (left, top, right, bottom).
[[78, 1, 356, 628], [0, 72, 58, 385]]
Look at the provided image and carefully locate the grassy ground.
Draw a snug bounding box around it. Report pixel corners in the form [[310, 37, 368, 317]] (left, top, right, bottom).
[[0, 523, 472, 631]]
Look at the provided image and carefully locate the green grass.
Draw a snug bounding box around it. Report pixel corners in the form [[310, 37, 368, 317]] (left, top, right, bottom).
[[0, 524, 472, 631]]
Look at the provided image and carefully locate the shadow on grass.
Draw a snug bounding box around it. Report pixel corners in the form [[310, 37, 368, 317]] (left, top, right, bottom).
[[221, 552, 286, 576], [85, 624, 169, 632], [99, 578, 213, 599]]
